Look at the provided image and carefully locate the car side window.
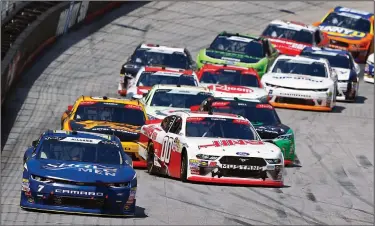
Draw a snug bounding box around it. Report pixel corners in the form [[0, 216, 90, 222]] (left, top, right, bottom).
[[161, 116, 176, 132], [169, 117, 182, 134]]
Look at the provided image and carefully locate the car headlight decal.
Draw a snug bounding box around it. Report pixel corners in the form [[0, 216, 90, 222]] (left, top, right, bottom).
[[266, 159, 282, 164], [195, 154, 219, 160]]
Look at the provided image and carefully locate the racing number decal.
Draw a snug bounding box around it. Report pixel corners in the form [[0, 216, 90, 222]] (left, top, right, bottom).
[[161, 136, 174, 164], [38, 185, 44, 192]]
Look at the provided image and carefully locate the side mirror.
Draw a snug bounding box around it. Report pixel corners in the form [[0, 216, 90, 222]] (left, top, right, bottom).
[[190, 105, 200, 111], [67, 105, 73, 111], [32, 140, 38, 147]]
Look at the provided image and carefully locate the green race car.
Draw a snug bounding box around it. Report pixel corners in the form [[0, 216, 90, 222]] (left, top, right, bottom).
[[196, 97, 296, 166], [196, 31, 279, 77]]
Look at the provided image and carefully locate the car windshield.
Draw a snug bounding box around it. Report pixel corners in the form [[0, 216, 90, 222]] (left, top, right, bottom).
[[74, 102, 145, 126], [322, 12, 371, 33], [262, 24, 314, 44], [150, 89, 213, 108], [137, 72, 198, 87], [185, 117, 259, 140], [200, 69, 260, 87], [130, 49, 190, 69], [272, 59, 327, 77], [38, 139, 123, 165], [301, 51, 351, 69], [209, 35, 265, 58], [209, 102, 280, 126]]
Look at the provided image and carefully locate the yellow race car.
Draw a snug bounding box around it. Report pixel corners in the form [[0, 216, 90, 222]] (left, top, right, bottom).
[[61, 96, 148, 168], [313, 6, 374, 63]]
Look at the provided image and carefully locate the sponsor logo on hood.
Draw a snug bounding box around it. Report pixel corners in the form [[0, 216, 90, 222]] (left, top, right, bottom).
[[43, 163, 118, 176], [271, 75, 324, 82], [209, 85, 254, 94], [198, 139, 264, 149], [319, 26, 366, 39]]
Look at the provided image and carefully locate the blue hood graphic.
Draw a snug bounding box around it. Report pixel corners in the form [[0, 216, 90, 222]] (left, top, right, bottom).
[[27, 159, 135, 183]]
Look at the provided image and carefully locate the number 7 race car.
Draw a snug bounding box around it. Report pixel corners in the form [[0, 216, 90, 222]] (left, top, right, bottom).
[[137, 111, 284, 187]]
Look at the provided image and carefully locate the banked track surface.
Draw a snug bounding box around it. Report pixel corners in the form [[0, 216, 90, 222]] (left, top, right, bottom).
[[1, 1, 374, 225]]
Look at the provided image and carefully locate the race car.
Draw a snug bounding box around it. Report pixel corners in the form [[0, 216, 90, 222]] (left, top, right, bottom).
[[191, 97, 296, 166], [300, 47, 360, 101], [20, 130, 137, 216], [138, 111, 284, 187], [61, 96, 148, 167], [364, 53, 374, 83], [118, 66, 199, 98], [119, 43, 197, 92], [261, 55, 337, 111], [261, 20, 330, 55], [313, 6, 374, 63], [139, 85, 213, 120], [196, 64, 268, 100], [196, 31, 280, 77]]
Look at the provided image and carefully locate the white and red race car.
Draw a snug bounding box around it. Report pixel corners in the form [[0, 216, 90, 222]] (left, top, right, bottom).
[[118, 66, 200, 99], [138, 111, 284, 187]]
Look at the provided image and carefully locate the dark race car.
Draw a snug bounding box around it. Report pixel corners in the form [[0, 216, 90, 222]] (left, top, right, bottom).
[[191, 97, 296, 166], [119, 43, 197, 91], [20, 130, 137, 216]]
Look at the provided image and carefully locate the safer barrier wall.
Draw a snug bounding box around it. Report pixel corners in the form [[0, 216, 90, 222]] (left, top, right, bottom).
[[1, 1, 123, 105]]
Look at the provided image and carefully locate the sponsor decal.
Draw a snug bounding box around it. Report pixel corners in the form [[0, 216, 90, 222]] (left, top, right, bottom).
[[125, 104, 143, 110], [186, 117, 205, 122], [271, 76, 323, 82], [233, 119, 250, 125], [209, 162, 217, 167], [22, 181, 30, 192], [236, 152, 250, 156], [55, 189, 104, 196], [43, 163, 118, 176], [212, 102, 230, 107], [91, 127, 138, 135], [320, 26, 366, 38], [221, 164, 262, 170], [60, 137, 102, 144], [209, 85, 253, 94], [189, 159, 200, 167], [256, 104, 273, 109], [200, 161, 208, 166], [198, 139, 264, 149], [79, 101, 96, 105]]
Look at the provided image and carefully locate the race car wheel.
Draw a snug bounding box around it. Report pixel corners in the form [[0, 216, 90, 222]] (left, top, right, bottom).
[[180, 150, 188, 182], [146, 142, 158, 175]]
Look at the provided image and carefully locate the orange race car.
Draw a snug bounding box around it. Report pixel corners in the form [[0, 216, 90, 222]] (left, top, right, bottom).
[[313, 6, 374, 63], [61, 96, 149, 168]]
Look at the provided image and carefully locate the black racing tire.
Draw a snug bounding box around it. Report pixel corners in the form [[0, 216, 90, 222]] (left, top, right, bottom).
[[180, 150, 188, 182], [146, 142, 158, 175]]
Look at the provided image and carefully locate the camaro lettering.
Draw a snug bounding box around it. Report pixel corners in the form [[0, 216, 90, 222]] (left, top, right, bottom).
[[55, 189, 104, 196]]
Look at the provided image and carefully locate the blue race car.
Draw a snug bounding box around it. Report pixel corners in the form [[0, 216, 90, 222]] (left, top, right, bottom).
[[300, 46, 361, 101], [20, 130, 137, 216]]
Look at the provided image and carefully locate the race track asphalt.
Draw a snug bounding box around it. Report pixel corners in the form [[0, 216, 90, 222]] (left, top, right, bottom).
[[1, 1, 374, 225]]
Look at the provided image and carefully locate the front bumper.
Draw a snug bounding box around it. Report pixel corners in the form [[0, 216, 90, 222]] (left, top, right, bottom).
[[20, 180, 137, 216], [122, 142, 147, 168], [267, 87, 333, 111], [188, 157, 284, 187], [336, 80, 358, 101]]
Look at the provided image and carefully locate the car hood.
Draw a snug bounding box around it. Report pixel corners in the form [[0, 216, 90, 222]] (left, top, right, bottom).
[[267, 38, 309, 55], [203, 49, 261, 64], [262, 73, 332, 89], [319, 24, 370, 41], [70, 120, 141, 142], [253, 124, 290, 140], [187, 137, 282, 159], [27, 159, 135, 183], [146, 106, 189, 119], [332, 67, 351, 81], [203, 84, 267, 98]]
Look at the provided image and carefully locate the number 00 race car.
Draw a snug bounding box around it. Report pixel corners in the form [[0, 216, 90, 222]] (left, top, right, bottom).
[[138, 111, 284, 187], [261, 55, 337, 111], [61, 96, 148, 167], [192, 97, 296, 166], [21, 130, 137, 216]]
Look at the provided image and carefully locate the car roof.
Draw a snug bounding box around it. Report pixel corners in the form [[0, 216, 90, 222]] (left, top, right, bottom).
[[172, 110, 246, 120], [143, 66, 194, 75], [269, 20, 317, 32], [139, 43, 185, 54], [77, 96, 143, 106], [200, 64, 258, 74], [42, 130, 116, 141], [276, 54, 328, 64], [153, 84, 211, 92], [333, 6, 374, 20], [302, 46, 349, 56]]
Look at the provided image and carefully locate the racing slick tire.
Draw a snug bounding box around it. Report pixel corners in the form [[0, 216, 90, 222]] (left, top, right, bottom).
[[180, 150, 188, 182], [146, 142, 158, 175]]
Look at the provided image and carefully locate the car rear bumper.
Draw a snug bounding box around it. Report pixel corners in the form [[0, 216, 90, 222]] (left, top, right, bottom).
[[122, 142, 147, 168], [187, 175, 283, 187]]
